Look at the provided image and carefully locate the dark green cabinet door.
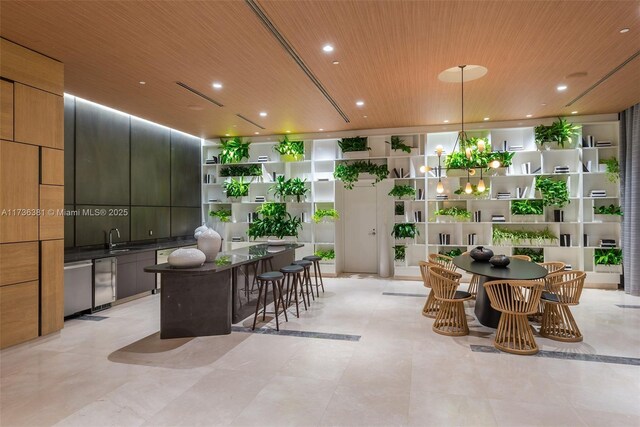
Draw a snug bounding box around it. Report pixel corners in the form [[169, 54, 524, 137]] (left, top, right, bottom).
[[136, 251, 157, 294], [75, 101, 130, 205], [171, 207, 201, 237], [116, 257, 137, 300], [131, 118, 170, 206], [75, 205, 130, 247], [171, 131, 201, 207], [130, 206, 170, 242]]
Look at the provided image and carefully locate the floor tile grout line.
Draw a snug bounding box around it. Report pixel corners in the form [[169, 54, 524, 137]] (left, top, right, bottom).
[[615, 304, 640, 308], [230, 326, 361, 342], [470, 345, 640, 366], [382, 292, 428, 297]]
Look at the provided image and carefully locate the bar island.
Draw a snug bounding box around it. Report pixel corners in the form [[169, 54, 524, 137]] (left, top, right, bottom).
[[145, 243, 301, 339]]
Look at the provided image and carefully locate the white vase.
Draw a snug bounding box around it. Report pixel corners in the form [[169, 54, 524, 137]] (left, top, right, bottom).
[[194, 224, 209, 239], [168, 248, 206, 268], [198, 228, 222, 262]]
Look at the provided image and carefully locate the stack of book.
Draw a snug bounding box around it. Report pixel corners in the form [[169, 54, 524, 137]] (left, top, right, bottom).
[[496, 192, 511, 200], [436, 194, 448, 201], [564, 264, 573, 271], [438, 233, 451, 245], [595, 140, 612, 147], [257, 155, 269, 163], [205, 157, 218, 164], [231, 236, 244, 242], [560, 234, 571, 247], [473, 211, 482, 222], [583, 135, 595, 147], [554, 210, 564, 222], [208, 198, 220, 202], [583, 234, 589, 247], [254, 196, 266, 203], [515, 187, 529, 198], [247, 212, 258, 223], [467, 233, 477, 245], [392, 168, 410, 178], [554, 165, 570, 174], [413, 211, 423, 223], [600, 239, 617, 248], [590, 190, 607, 198], [509, 145, 524, 151], [521, 162, 532, 175], [203, 174, 215, 184], [417, 189, 424, 200], [492, 214, 506, 222]]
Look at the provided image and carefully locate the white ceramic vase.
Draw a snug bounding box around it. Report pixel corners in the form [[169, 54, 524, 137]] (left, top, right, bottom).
[[194, 224, 209, 239], [168, 248, 206, 268], [198, 228, 222, 262]]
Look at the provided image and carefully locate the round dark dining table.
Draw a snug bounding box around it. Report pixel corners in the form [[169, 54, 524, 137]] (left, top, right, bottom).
[[452, 255, 548, 328]]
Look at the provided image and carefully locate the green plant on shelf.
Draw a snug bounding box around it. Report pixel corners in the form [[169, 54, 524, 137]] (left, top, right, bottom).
[[333, 161, 389, 189], [535, 176, 570, 208], [338, 136, 369, 153], [223, 178, 250, 198], [219, 137, 251, 164], [433, 206, 471, 221], [511, 199, 544, 215], [593, 204, 623, 216], [601, 157, 620, 183], [257, 202, 287, 217], [386, 136, 412, 154], [313, 208, 339, 223], [208, 208, 232, 222], [453, 184, 489, 197], [274, 135, 304, 161], [392, 223, 419, 239], [439, 248, 463, 258], [247, 202, 302, 239], [269, 176, 309, 202], [219, 164, 262, 177], [315, 249, 335, 261], [394, 203, 405, 216], [534, 117, 580, 149], [388, 185, 416, 199], [394, 245, 406, 261], [487, 151, 515, 168], [492, 226, 558, 246], [594, 248, 622, 266], [445, 138, 514, 173], [513, 247, 544, 263]]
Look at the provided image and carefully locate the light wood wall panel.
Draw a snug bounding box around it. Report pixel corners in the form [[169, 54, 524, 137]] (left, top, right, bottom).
[[41, 148, 64, 185], [0, 140, 39, 243], [0, 38, 64, 95], [39, 185, 64, 240], [14, 83, 63, 149], [0, 80, 13, 140], [0, 242, 38, 286], [0, 281, 39, 349], [41, 239, 64, 334]]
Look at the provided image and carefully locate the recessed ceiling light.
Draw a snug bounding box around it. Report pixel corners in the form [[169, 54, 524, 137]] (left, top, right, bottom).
[[187, 105, 204, 111], [259, 112, 267, 117], [225, 133, 230, 136], [526, 114, 532, 118], [363, 115, 368, 118], [443, 120, 449, 123], [571, 111, 578, 114], [557, 85, 567, 91], [322, 44, 334, 52], [319, 128, 324, 131], [620, 28, 630, 33], [286, 130, 291, 133], [254, 132, 260, 135], [483, 117, 490, 121], [332, 61, 340, 65], [356, 100, 364, 107], [541, 103, 547, 106], [139, 81, 146, 85], [212, 82, 223, 89]]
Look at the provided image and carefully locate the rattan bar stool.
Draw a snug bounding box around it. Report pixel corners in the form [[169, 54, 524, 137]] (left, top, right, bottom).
[[428, 253, 457, 272], [483, 279, 544, 355], [539, 271, 586, 342], [419, 261, 440, 318], [293, 259, 314, 303], [280, 264, 306, 318], [252, 271, 288, 331], [303, 255, 325, 297], [428, 265, 471, 336]]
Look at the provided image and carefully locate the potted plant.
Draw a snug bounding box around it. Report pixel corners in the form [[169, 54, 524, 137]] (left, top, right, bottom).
[[534, 117, 581, 150], [334, 161, 389, 189], [388, 185, 416, 199], [208, 208, 232, 223], [513, 247, 544, 263], [338, 136, 370, 159], [219, 164, 262, 178], [219, 137, 251, 164], [313, 208, 339, 223], [594, 248, 622, 272], [593, 204, 623, 222], [247, 202, 303, 244], [433, 206, 471, 223], [600, 157, 620, 183], [274, 135, 304, 162], [315, 248, 336, 264], [394, 245, 406, 266], [223, 178, 250, 201], [386, 136, 413, 155], [288, 177, 309, 202], [535, 176, 570, 208], [392, 223, 419, 242], [492, 226, 558, 246], [511, 199, 544, 222]]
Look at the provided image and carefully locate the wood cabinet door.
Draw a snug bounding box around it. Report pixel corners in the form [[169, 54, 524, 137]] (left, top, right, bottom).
[[14, 83, 63, 149], [41, 239, 64, 334], [0, 80, 13, 141], [39, 185, 64, 240], [0, 281, 39, 349]]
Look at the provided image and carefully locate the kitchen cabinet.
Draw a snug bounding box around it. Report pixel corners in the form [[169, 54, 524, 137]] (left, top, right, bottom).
[[171, 130, 201, 207], [64, 96, 75, 205], [136, 251, 156, 294], [131, 118, 170, 206], [171, 207, 201, 237], [130, 206, 170, 242], [75, 205, 129, 247], [115, 254, 137, 300]]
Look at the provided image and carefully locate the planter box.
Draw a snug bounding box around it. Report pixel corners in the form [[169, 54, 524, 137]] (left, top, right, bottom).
[[593, 214, 622, 223], [341, 151, 370, 159], [394, 259, 406, 267], [281, 154, 304, 162], [512, 214, 545, 223], [595, 264, 622, 273]]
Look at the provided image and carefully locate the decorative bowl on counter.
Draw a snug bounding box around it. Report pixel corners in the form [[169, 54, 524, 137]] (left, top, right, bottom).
[[470, 246, 494, 262], [168, 248, 206, 268], [490, 255, 511, 268]]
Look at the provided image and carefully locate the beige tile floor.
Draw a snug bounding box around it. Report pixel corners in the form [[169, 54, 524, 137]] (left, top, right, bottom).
[[1, 276, 640, 427]]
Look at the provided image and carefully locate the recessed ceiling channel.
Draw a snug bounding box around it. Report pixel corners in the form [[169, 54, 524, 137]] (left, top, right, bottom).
[[175, 81, 224, 107]]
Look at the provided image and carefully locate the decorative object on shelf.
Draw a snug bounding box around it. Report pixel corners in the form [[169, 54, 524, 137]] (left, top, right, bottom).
[[394, 245, 406, 262], [197, 228, 222, 262], [534, 117, 581, 149], [219, 164, 262, 177], [313, 208, 339, 223], [338, 136, 369, 153], [315, 249, 335, 261], [601, 157, 620, 183], [274, 135, 304, 162], [593, 204, 623, 216], [391, 223, 419, 239], [247, 202, 303, 240], [469, 246, 494, 262], [433, 206, 471, 221], [440, 248, 463, 258], [535, 176, 569, 208], [219, 136, 251, 164], [168, 248, 206, 268], [489, 255, 511, 268], [386, 136, 412, 154], [511, 200, 544, 216], [388, 185, 416, 199], [594, 248, 622, 266], [492, 226, 558, 246], [553, 210, 564, 222], [513, 247, 544, 263], [224, 177, 250, 199], [194, 224, 209, 239], [209, 208, 232, 222], [333, 161, 389, 189]]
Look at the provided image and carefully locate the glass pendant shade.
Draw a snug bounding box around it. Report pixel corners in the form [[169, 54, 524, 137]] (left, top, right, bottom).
[[477, 179, 486, 193], [490, 160, 501, 169], [465, 181, 473, 194], [436, 181, 444, 194]]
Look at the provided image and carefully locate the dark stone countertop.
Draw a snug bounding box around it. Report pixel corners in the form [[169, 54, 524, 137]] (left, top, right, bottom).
[[64, 238, 198, 263]]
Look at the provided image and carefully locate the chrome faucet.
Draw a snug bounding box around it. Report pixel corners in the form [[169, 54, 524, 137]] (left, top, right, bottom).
[[108, 228, 120, 249]]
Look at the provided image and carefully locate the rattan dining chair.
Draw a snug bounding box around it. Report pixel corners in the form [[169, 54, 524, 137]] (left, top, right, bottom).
[[539, 270, 586, 342], [428, 253, 457, 272], [419, 261, 440, 318], [511, 255, 532, 262], [529, 261, 566, 322], [483, 279, 544, 355], [428, 265, 472, 336], [461, 251, 479, 298]]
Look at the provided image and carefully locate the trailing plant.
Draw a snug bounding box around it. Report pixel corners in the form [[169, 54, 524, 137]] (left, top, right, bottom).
[[338, 136, 369, 153], [492, 226, 558, 245], [392, 223, 419, 239], [208, 208, 232, 222], [388, 185, 416, 199], [219, 164, 262, 177], [454, 184, 489, 197], [386, 136, 412, 154], [223, 178, 250, 198], [513, 247, 544, 263], [593, 204, 623, 216], [511, 200, 544, 215], [444, 138, 514, 170], [247, 202, 302, 239], [219, 137, 251, 164], [313, 208, 339, 223], [433, 206, 471, 221], [535, 176, 570, 208], [333, 161, 389, 189], [394, 203, 405, 216], [315, 249, 335, 260], [601, 157, 620, 183], [534, 117, 580, 149], [274, 135, 304, 160], [594, 248, 622, 266], [394, 245, 406, 261], [439, 248, 463, 258]]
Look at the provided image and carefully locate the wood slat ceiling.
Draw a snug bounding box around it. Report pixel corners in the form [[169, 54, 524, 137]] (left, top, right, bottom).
[[1, 0, 639, 138]]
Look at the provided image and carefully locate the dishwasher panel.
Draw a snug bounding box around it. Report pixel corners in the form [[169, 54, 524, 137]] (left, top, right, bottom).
[[64, 261, 93, 316], [94, 257, 116, 308]]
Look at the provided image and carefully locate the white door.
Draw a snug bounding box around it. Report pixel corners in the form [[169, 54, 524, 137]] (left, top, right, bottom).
[[344, 185, 378, 273]]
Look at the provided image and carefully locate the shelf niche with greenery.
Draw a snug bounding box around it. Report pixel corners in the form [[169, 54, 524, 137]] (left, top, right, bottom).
[[338, 136, 370, 158], [274, 135, 305, 162], [224, 178, 250, 200], [386, 136, 413, 155], [439, 248, 463, 258], [534, 117, 581, 150], [247, 202, 303, 240], [511, 199, 544, 222], [219, 164, 262, 178], [492, 226, 558, 246], [392, 223, 419, 241], [219, 137, 251, 164], [333, 160, 389, 189], [433, 206, 471, 222], [513, 247, 544, 263], [388, 184, 416, 199], [535, 176, 570, 208], [593, 204, 622, 222], [209, 208, 232, 223], [313, 208, 339, 223], [270, 176, 310, 202], [315, 248, 335, 263]]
